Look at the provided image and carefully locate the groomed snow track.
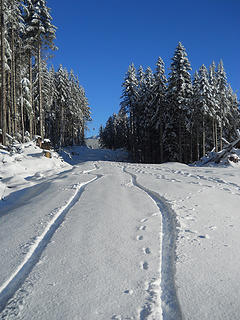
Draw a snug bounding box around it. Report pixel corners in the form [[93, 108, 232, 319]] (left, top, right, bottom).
[[124, 167, 182, 320], [0, 175, 100, 313]]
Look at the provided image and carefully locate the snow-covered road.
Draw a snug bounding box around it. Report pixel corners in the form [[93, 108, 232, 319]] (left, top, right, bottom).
[[1, 147, 240, 319]]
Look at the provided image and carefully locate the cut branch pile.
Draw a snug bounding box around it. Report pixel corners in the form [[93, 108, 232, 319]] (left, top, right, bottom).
[[199, 130, 240, 165]]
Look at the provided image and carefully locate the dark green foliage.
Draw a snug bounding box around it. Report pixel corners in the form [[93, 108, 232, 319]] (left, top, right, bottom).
[[101, 43, 240, 164]]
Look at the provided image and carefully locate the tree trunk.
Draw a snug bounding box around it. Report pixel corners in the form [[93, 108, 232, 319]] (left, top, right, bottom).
[[196, 124, 200, 161], [7, 71, 11, 135], [38, 41, 43, 138], [215, 122, 218, 152], [212, 119, 215, 151], [59, 104, 65, 147], [11, 29, 17, 135], [202, 116, 206, 156], [28, 50, 33, 139], [0, 0, 7, 145], [179, 118, 182, 162], [159, 112, 163, 163], [220, 121, 223, 150], [20, 82, 24, 142]]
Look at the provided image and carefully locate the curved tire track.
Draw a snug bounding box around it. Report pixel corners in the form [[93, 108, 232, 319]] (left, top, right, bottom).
[[0, 175, 100, 313], [124, 167, 182, 320]]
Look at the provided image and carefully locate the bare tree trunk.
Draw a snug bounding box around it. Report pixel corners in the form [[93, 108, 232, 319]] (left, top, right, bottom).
[[220, 121, 223, 150], [7, 71, 11, 135], [38, 41, 44, 138], [0, 0, 7, 145], [59, 104, 65, 147], [11, 29, 17, 135], [215, 122, 218, 152], [196, 123, 200, 160], [202, 116, 206, 156], [179, 118, 182, 162], [20, 81, 24, 142], [159, 112, 163, 163], [212, 119, 215, 151], [190, 126, 193, 163], [28, 50, 33, 139]]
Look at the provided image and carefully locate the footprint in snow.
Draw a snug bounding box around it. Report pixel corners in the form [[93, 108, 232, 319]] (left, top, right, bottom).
[[143, 247, 151, 255], [141, 261, 149, 270], [138, 225, 146, 231], [209, 225, 217, 231], [198, 234, 210, 239], [152, 212, 160, 217], [124, 289, 133, 295], [140, 218, 148, 223], [137, 235, 143, 241]]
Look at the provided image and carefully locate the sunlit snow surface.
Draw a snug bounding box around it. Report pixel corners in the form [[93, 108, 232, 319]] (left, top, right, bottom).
[[0, 143, 240, 319]]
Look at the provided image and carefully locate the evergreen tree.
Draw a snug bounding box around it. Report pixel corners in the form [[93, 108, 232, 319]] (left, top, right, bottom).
[[166, 42, 193, 162], [216, 60, 229, 150], [152, 57, 167, 162], [121, 63, 138, 159]]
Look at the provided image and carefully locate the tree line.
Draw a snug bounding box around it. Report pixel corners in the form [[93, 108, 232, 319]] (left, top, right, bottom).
[[100, 42, 239, 163], [0, 0, 90, 147]]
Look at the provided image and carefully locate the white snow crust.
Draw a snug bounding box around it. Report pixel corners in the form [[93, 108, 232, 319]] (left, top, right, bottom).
[[0, 144, 240, 319]]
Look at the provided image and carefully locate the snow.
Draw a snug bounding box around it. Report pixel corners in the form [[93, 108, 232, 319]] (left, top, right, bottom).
[[0, 142, 70, 200], [0, 144, 240, 319]]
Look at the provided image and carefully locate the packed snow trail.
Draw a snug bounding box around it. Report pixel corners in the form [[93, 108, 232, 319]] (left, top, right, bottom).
[[0, 176, 98, 313], [123, 167, 182, 319], [0, 161, 167, 319]]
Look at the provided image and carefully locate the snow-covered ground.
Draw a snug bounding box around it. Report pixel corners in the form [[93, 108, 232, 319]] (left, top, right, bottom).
[[0, 143, 240, 319]]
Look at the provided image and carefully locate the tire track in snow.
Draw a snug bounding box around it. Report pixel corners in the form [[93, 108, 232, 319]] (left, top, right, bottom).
[[123, 167, 182, 320], [0, 175, 100, 313]]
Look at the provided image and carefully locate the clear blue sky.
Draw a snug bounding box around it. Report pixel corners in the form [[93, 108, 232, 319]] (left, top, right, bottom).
[[46, 0, 240, 137]]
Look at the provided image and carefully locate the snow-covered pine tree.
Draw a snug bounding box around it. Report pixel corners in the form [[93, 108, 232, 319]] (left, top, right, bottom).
[[193, 64, 213, 157], [78, 85, 91, 145], [134, 65, 146, 161], [22, 0, 56, 138], [208, 61, 221, 152], [225, 85, 240, 142], [116, 108, 129, 149], [103, 115, 115, 149], [152, 57, 167, 162], [141, 66, 155, 162], [216, 60, 229, 150], [5, 0, 23, 136], [192, 71, 201, 160], [166, 42, 193, 162], [55, 65, 69, 147], [120, 63, 138, 159]]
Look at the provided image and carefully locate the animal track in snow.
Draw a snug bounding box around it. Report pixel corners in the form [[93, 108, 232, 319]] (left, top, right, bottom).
[[124, 289, 133, 295], [208, 225, 217, 231], [138, 225, 146, 231], [140, 218, 148, 223], [151, 212, 160, 217], [143, 247, 151, 255], [136, 235, 143, 241], [198, 234, 210, 239], [141, 261, 149, 270]]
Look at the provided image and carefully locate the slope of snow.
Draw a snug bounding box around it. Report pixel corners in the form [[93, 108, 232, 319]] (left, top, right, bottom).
[[0, 145, 240, 319], [0, 142, 71, 200]]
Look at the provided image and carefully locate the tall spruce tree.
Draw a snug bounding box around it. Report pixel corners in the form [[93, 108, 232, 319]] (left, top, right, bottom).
[[166, 42, 193, 162], [121, 63, 138, 159], [152, 57, 167, 162]]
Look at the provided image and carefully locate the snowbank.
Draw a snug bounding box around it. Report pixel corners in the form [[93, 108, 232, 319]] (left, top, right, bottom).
[[0, 142, 71, 200]]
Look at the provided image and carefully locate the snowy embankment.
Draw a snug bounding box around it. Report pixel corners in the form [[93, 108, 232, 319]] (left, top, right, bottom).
[[0, 142, 240, 319]]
